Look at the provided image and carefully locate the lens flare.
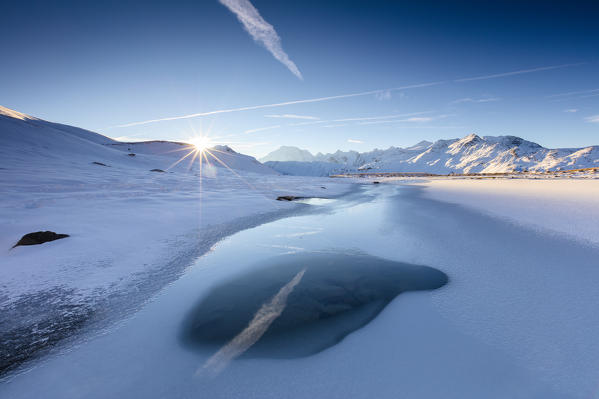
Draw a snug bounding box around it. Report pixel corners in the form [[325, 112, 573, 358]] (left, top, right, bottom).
[[188, 136, 212, 152]]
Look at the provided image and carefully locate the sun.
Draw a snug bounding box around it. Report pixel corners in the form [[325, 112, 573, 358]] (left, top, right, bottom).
[[188, 136, 212, 152]]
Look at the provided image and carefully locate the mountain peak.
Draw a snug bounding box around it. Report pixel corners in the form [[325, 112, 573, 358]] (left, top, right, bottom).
[[259, 146, 315, 162]]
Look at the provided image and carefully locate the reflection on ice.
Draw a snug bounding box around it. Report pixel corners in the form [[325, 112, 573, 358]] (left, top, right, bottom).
[[181, 252, 447, 360], [200, 269, 306, 376], [294, 197, 337, 205]]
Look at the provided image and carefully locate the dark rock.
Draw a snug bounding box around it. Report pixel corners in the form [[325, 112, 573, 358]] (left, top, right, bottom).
[[13, 231, 69, 248], [320, 186, 326, 189], [91, 161, 107, 166], [150, 169, 165, 173], [373, 181, 380, 184], [276, 195, 303, 201], [180, 252, 447, 358], [127, 153, 136, 157]]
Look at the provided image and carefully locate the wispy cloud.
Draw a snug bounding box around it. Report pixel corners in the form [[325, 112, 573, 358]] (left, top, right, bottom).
[[404, 116, 433, 122], [110, 81, 441, 128], [564, 109, 578, 113], [322, 124, 349, 128], [585, 115, 599, 123], [546, 88, 599, 98], [330, 111, 433, 123], [454, 63, 585, 82], [450, 97, 500, 104], [264, 114, 320, 120], [219, 0, 302, 79], [375, 90, 392, 101], [347, 139, 363, 144], [244, 124, 280, 134]]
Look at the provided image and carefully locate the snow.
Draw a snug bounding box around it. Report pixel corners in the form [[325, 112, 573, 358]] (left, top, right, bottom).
[[262, 135, 599, 175], [0, 106, 353, 303], [3, 105, 599, 398], [263, 160, 344, 176], [259, 145, 316, 162], [412, 178, 599, 245], [0, 106, 354, 374], [3, 183, 599, 398]]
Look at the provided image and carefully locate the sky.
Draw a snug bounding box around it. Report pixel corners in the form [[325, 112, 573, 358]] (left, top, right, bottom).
[[1, 0, 598, 158]]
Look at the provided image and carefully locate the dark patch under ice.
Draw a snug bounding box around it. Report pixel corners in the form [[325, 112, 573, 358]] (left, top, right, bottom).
[[180, 252, 448, 358]]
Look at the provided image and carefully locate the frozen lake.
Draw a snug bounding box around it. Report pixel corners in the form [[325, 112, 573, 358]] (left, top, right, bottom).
[[2, 183, 599, 398]]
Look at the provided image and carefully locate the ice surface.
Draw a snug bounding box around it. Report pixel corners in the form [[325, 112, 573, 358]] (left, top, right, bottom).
[[180, 252, 447, 359], [2, 184, 598, 398]]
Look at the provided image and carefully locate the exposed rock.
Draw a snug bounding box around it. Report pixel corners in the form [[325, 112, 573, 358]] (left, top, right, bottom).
[[13, 231, 69, 248], [150, 169, 165, 173], [127, 153, 136, 157], [91, 161, 108, 166], [373, 181, 380, 184], [276, 195, 303, 201]]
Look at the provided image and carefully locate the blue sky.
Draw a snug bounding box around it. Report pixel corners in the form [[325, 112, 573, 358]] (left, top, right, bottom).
[[2, 0, 598, 157]]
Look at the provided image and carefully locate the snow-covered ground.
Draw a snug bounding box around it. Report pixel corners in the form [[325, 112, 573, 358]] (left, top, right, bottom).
[[3, 104, 599, 398], [389, 177, 599, 246], [0, 106, 355, 374], [2, 182, 599, 399]]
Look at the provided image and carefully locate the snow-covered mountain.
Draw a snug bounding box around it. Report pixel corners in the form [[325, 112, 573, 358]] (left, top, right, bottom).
[[259, 146, 316, 162], [263, 134, 599, 176], [0, 106, 277, 175]]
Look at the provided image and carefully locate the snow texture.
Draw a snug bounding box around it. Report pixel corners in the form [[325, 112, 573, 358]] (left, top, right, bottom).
[[262, 134, 599, 175]]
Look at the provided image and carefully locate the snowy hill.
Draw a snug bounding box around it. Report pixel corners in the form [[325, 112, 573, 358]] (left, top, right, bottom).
[[0, 106, 277, 175], [262, 134, 599, 176]]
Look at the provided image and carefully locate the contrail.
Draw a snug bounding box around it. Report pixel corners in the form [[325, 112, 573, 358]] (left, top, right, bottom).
[[110, 81, 441, 128], [219, 0, 302, 79], [454, 62, 585, 82], [199, 268, 306, 376]]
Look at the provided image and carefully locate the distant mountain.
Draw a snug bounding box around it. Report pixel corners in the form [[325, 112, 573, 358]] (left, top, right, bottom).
[[263, 134, 599, 176], [259, 146, 316, 162], [0, 106, 277, 175]]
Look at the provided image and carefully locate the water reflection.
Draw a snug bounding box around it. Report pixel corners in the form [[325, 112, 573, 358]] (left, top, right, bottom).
[[181, 252, 448, 360]]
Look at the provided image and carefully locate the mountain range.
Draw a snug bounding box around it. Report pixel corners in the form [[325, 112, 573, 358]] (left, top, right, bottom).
[[261, 135, 599, 176], [3, 104, 598, 178]]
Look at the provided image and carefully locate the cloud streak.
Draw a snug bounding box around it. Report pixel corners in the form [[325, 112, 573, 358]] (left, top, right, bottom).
[[219, 0, 302, 79], [264, 114, 320, 120], [454, 63, 585, 82], [111, 81, 441, 128], [585, 115, 599, 123], [110, 62, 585, 129], [450, 97, 500, 104], [244, 124, 281, 134], [547, 88, 599, 98]]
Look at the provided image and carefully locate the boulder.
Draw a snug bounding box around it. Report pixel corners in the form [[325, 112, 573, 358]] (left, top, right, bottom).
[[13, 231, 69, 248]]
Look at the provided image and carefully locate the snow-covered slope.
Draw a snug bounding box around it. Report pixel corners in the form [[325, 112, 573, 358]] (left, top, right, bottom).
[[0, 106, 353, 376], [264, 161, 346, 177], [263, 134, 599, 175], [0, 106, 277, 175]]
